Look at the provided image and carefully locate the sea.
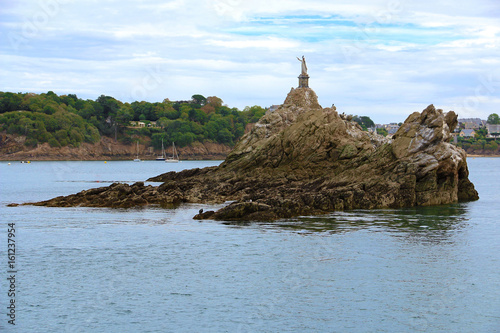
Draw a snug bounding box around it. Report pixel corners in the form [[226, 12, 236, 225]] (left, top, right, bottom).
[[0, 158, 499, 333]]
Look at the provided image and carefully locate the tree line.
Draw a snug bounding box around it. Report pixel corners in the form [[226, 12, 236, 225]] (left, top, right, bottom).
[[0, 91, 267, 149]]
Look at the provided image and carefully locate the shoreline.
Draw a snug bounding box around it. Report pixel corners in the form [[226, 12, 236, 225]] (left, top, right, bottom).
[[2, 153, 499, 162], [1, 158, 224, 162], [0, 132, 231, 161], [467, 154, 500, 158]]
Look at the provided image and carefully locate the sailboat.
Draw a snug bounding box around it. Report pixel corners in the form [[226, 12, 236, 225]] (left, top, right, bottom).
[[165, 142, 179, 163], [133, 141, 141, 162], [156, 139, 166, 161]]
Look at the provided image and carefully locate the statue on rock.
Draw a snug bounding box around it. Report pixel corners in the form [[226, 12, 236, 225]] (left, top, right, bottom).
[[296, 55, 309, 88], [297, 55, 308, 75]]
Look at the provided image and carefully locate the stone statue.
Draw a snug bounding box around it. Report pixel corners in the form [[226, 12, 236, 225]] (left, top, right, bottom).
[[297, 55, 307, 76]]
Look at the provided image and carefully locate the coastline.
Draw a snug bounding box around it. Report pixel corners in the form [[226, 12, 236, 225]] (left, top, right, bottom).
[[467, 154, 500, 158], [2, 131, 499, 161], [0, 132, 231, 161]]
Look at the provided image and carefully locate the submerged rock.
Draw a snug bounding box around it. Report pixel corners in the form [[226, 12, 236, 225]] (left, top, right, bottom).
[[26, 88, 478, 220]]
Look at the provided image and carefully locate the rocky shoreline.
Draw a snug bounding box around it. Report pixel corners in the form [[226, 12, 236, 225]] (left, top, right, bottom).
[[0, 134, 231, 161], [17, 87, 479, 220]]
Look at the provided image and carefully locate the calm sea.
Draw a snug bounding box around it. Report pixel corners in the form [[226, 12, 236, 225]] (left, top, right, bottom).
[[0, 158, 499, 332]]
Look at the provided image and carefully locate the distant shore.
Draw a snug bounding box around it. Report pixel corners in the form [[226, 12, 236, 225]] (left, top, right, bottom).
[[0, 132, 231, 161], [2, 131, 499, 161], [467, 154, 500, 158]]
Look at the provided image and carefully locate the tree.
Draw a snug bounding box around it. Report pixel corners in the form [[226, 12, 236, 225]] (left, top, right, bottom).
[[189, 108, 208, 124], [191, 94, 207, 106], [486, 141, 499, 151], [244, 105, 266, 123], [353, 115, 374, 131], [487, 113, 500, 124], [217, 128, 233, 145], [0, 92, 23, 112], [377, 128, 388, 136], [97, 95, 120, 119], [116, 105, 134, 126], [206, 96, 223, 110], [360, 116, 374, 128], [475, 127, 488, 138]]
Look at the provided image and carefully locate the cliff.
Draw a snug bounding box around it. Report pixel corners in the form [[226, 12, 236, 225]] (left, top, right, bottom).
[[0, 134, 230, 160], [21, 87, 479, 220]]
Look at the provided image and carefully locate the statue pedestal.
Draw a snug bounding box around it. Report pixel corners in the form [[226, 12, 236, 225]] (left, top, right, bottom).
[[298, 74, 309, 88]]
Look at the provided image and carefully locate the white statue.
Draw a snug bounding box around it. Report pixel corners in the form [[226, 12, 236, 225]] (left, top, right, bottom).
[[297, 55, 307, 75]]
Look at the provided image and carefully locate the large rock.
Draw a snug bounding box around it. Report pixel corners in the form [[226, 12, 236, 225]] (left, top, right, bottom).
[[25, 88, 479, 220]]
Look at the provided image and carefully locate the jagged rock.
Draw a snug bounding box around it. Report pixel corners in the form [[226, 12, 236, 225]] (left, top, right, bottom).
[[25, 88, 478, 220]]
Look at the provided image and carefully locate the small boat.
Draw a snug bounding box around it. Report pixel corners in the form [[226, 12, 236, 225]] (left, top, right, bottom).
[[156, 139, 166, 161], [134, 141, 141, 162], [165, 142, 179, 163]]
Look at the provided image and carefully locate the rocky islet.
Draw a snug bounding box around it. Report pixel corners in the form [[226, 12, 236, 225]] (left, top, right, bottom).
[[24, 87, 479, 220]]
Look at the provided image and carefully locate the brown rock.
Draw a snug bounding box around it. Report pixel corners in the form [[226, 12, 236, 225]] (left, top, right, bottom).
[[24, 88, 479, 220]]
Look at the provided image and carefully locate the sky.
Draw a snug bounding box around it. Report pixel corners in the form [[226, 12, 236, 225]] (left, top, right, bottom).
[[1, 0, 499, 124]]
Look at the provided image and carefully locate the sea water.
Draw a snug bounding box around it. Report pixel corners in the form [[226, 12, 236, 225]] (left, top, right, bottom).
[[0, 159, 499, 332]]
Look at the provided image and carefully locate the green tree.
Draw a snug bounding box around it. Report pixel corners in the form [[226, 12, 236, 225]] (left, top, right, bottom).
[[485, 141, 499, 151], [42, 101, 58, 115], [175, 132, 196, 147], [0, 92, 23, 112], [243, 105, 266, 123], [487, 113, 500, 124], [353, 115, 374, 131], [475, 128, 488, 138], [48, 137, 61, 147], [377, 128, 388, 136], [191, 94, 207, 106], [217, 128, 233, 145], [116, 105, 134, 126]]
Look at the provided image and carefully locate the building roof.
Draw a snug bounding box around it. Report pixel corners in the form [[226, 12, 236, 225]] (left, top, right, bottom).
[[458, 118, 484, 126], [487, 124, 500, 133], [460, 129, 476, 136]]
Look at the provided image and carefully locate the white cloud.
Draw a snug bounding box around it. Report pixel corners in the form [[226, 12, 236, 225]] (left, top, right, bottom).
[[206, 37, 299, 50], [1, 0, 499, 124]]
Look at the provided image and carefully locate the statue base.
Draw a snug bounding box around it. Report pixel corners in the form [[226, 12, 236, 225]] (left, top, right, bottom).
[[298, 74, 309, 88]]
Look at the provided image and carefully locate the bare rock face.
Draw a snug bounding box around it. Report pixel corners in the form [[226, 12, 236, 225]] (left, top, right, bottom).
[[391, 104, 477, 205], [26, 88, 479, 220]]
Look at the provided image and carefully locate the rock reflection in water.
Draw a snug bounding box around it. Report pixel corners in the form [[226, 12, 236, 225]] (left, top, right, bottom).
[[223, 204, 469, 237]]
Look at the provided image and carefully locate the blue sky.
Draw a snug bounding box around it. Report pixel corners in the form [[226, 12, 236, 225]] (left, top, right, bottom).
[[1, 0, 499, 123]]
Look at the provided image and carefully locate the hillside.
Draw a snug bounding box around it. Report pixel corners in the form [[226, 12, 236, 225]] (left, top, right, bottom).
[[0, 91, 265, 160]]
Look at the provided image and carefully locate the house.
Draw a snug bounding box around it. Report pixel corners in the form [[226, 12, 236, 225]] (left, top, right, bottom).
[[387, 126, 399, 136], [128, 121, 146, 128], [384, 123, 400, 136], [487, 124, 500, 138], [459, 129, 476, 138], [266, 105, 280, 115], [458, 118, 486, 129]]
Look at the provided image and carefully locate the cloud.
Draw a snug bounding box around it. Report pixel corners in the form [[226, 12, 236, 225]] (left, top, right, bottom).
[[0, 0, 499, 123]]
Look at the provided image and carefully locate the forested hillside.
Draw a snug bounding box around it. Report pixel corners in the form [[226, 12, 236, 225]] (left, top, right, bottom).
[[0, 91, 267, 149]]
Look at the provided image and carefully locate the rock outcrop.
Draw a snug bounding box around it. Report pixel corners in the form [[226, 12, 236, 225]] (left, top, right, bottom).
[[24, 87, 479, 220]]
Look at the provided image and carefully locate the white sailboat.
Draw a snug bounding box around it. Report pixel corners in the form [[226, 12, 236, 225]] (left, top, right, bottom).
[[165, 142, 179, 163], [134, 141, 141, 162], [156, 139, 166, 161]]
